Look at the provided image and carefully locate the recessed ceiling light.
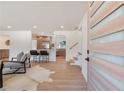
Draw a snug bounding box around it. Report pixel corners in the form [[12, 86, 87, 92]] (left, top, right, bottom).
[[60, 25, 64, 29], [33, 25, 37, 29], [7, 26, 12, 29]]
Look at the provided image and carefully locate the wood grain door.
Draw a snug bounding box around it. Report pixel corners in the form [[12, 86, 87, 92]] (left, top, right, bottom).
[[88, 1, 124, 90]]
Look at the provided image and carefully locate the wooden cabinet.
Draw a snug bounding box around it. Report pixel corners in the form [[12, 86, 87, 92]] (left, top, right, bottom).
[[37, 36, 52, 49], [0, 49, 9, 59]]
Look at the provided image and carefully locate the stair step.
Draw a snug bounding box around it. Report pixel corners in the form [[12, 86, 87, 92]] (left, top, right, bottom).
[[73, 57, 78, 60], [68, 59, 75, 63]]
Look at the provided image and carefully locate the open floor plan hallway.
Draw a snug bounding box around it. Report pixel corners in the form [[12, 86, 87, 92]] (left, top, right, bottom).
[[37, 59, 87, 91], [0, 1, 124, 91]]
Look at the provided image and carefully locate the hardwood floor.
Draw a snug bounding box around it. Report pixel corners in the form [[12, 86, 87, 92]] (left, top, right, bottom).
[[37, 58, 87, 91]]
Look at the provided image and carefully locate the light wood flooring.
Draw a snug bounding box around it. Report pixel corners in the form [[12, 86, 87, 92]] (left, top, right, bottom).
[[37, 58, 87, 91]]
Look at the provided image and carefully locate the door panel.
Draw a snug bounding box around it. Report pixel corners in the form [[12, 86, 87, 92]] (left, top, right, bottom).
[[90, 1, 104, 18], [88, 1, 124, 90], [90, 2, 123, 28]]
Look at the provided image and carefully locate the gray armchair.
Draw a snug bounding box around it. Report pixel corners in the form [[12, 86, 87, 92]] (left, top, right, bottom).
[[11, 51, 24, 61], [2, 53, 28, 75], [11, 52, 31, 68]]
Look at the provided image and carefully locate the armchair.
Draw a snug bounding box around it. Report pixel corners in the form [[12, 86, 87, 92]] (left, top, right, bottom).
[[2, 54, 28, 75], [11, 51, 24, 61]]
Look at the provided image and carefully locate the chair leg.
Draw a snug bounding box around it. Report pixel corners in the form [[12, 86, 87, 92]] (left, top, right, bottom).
[[24, 63, 26, 73], [34, 56, 38, 62], [43, 56, 44, 62], [39, 55, 41, 63], [37, 55, 39, 62], [35, 56, 37, 62], [29, 58, 31, 68], [33, 56, 35, 62], [48, 55, 49, 62], [0, 63, 3, 88], [47, 56, 48, 62], [45, 56, 47, 62], [0, 68, 3, 88]]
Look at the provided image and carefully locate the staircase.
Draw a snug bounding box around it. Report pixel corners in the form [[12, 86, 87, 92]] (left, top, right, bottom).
[[69, 52, 82, 67], [69, 43, 82, 67]]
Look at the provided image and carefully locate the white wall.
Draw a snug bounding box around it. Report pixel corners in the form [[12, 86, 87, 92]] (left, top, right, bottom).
[[0, 35, 10, 49], [0, 31, 32, 59], [69, 31, 83, 59], [49, 35, 56, 61], [80, 12, 88, 81], [32, 40, 37, 50]]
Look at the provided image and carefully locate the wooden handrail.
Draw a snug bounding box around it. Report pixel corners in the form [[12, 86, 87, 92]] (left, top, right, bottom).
[[78, 52, 82, 55], [70, 42, 78, 50]]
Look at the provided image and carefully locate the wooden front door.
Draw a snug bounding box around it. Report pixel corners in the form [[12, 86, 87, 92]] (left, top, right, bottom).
[[88, 1, 124, 90]]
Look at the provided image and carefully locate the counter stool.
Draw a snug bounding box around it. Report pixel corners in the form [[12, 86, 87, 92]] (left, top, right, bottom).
[[39, 51, 49, 62], [30, 50, 39, 62]]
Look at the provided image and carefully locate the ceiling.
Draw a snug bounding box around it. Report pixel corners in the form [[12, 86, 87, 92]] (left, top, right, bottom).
[[0, 1, 88, 35]]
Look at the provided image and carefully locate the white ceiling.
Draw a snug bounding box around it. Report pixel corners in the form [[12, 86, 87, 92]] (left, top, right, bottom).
[[0, 1, 88, 35]]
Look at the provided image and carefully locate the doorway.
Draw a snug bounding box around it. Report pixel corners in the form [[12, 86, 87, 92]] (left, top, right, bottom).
[[56, 35, 66, 61]]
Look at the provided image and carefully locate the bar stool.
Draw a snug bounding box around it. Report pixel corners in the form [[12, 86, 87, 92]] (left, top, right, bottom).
[[30, 50, 39, 62], [39, 51, 49, 62]]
